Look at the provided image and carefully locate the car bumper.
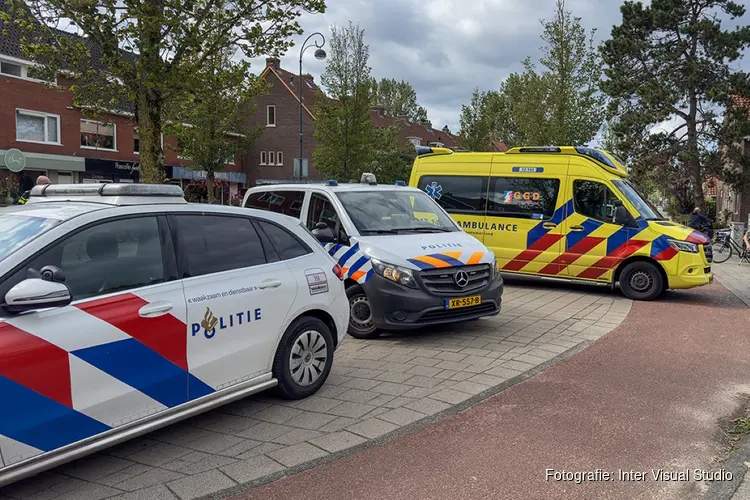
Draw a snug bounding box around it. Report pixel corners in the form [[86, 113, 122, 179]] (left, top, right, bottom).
[[363, 273, 503, 331], [666, 253, 713, 290]]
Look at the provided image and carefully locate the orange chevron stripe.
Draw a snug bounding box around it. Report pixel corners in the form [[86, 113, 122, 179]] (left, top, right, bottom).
[[342, 267, 349, 276], [442, 251, 462, 259], [413, 255, 452, 268], [350, 270, 366, 281], [466, 251, 484, 265]]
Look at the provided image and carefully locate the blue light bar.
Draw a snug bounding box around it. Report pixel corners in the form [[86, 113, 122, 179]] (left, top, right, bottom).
[[575, 147, 616, 169], [519, 147, 562, 153], [325, 179, 339, 186], [394, 180, 406, 186], [415, 145, 433, 155]]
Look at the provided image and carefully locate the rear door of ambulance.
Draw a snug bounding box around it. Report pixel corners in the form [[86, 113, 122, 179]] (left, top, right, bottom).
[[487, 153, 569, 275], [412, 154, 490, 244]]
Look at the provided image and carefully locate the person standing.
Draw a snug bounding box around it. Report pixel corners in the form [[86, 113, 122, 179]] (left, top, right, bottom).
[[687, 206, 713, 238], [15, 175, 51, 205]]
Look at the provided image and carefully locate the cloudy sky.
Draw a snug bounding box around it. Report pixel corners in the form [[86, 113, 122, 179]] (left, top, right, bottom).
[[247, 0, 750, 138]]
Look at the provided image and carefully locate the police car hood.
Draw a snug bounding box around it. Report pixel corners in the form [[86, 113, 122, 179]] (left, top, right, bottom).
[[355, 232, 494, 271], [648, 220, 711, 244]]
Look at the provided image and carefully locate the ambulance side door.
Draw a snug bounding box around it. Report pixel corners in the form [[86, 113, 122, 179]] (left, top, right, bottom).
[[415, 161, 489, 243], [490, 156, 569, 274]]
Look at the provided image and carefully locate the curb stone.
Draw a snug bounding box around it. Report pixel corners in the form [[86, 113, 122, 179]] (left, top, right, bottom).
[[197, 338, 596, 500], [702, 436, 750, 500]]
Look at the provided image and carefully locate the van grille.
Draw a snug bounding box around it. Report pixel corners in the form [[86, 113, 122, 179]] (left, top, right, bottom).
[[703, 243, 713, 263], [419, 264, 491, 295]]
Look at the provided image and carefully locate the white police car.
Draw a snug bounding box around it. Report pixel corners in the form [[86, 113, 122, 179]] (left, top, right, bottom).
[[0, 183, 348, 486], [243, 174, 503, 339]]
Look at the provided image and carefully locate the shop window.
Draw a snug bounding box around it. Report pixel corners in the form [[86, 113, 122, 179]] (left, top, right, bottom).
[[80, 119, 116, 150], [16, 110, 60, 144]]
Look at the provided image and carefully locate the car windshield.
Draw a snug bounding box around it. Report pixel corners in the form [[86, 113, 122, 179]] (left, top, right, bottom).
[[335, 190, 460, 234], [0, 214, 61, 262], [612, 180, 665, 221]]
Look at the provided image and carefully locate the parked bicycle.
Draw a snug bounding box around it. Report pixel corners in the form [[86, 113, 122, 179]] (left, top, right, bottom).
[[710, 229, 749, 264]]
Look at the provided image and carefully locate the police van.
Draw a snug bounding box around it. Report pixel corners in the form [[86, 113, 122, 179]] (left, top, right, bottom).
[[242, 175, 504, 339], [409, 146, 713, 300], [0, 183, 348, 486]]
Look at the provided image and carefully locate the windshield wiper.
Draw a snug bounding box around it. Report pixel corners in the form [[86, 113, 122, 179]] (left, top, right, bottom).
[[393, 226, 453, 233], [360, 229, 399, 234]]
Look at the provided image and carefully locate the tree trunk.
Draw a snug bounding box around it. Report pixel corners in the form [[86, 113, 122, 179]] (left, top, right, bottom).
[[137, 87, 164, 184], [206, 173, 215, 202], [687, 105, 704, 211]]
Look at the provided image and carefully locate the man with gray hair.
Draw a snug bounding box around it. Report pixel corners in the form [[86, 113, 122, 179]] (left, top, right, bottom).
[[16, 175, 51, 205]]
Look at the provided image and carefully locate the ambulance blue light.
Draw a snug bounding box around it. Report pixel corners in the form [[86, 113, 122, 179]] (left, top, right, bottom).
[[415, 146, 433, 155], [394, 180, 406, 186], [575, 147, 616, 169], [325, 179, 339, 186], [519, 147, 562, 153]]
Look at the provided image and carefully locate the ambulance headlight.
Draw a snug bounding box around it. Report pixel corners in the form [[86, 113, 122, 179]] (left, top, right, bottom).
[[371, 258, 417, 288], [667, 239, 698, 253]]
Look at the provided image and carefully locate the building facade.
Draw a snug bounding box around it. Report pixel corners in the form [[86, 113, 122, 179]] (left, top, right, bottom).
[[0, 15, 246, 202]]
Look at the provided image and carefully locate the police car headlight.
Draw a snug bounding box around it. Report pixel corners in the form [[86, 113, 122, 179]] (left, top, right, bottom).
[[371, 258, 418, 288], [668, 239, 698, 253], [492, 258, 502, 279]]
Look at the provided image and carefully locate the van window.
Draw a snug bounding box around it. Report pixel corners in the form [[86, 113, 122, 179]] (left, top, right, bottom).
[[416, 175, 487, 214], [573, 180, 622, 223], [487, 177, 560, 219], [244, 190, 304, 219]]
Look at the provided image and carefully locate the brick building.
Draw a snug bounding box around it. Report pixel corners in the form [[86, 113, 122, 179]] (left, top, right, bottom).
[[245, 57, 471, 186], [0, 10, 246, 202], [715, 96, 750, 226]]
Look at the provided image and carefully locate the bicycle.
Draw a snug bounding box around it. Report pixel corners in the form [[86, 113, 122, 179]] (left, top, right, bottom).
[[710, 231, 749, 264]]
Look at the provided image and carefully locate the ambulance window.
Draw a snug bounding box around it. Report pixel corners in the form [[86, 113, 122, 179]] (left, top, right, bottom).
[[573, 180, 621, 224], [487, 177, 559, 219], [416, 175, 487, 214], [244, 190, 304, 219]]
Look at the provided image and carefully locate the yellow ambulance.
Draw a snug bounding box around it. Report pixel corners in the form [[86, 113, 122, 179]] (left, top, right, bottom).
[[408, 146, 713, 300]]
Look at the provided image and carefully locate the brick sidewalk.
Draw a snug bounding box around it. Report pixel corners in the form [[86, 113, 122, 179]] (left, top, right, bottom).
[[0, 281, 632, 500]]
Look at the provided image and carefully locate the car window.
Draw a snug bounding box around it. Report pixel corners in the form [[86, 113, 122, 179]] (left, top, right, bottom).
[[257, 220, 311, 260], [0, 214, 61, 262], [244, 190, 304, 219], [307, 193, 339, 231], [487, 177, 560, 220], [174, 215, 266, 277], [573, 180, 621, 224], [26, 216, 165, 301], [416, 175, 488, 214]]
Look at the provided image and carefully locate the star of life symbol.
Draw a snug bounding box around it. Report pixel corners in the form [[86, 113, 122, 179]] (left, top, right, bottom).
[[425, 181, 442, 200]]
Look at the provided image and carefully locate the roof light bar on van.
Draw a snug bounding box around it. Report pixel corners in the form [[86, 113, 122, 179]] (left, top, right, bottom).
[[574, 147, 617, 169], [394, 180, 406, 186], [31, 183, 185, 198], [415, 145, 454, 156], [518, 147, 562, 153], [325, 179, 339, 186]]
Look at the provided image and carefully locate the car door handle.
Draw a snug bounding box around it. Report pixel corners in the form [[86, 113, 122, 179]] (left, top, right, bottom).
[[138, 301, 173, 318], [569, 225, 585, 231], [259, 279, 282, 289], [542, 222, 557, 229]]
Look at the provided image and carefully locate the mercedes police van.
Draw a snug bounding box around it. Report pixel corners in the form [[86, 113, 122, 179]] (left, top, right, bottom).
[[242, 174, 504, 339]]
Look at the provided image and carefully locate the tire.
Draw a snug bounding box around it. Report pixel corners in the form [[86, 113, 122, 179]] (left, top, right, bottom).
[[711, 240, 732, 264], [619, 261, 664, 301], [345, 285, 381, 339], [272, 316, 334, 400]]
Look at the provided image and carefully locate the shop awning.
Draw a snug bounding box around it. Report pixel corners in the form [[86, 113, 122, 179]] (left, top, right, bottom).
[[0, 149, 86, 172]]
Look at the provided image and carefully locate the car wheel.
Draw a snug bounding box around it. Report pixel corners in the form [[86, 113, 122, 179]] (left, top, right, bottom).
[[619, 261, 664, 301], [346, 285, 381, 339], [272, 316, 334, 400]]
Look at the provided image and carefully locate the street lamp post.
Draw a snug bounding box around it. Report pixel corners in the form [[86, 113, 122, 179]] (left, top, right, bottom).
[[298, 32, 326, 179]]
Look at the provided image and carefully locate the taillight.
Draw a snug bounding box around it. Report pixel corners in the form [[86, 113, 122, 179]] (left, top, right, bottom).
[[332, 264, 344, 280]]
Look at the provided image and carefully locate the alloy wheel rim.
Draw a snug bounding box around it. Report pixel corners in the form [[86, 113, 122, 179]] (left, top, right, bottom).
[[289, 330, 327, 387]]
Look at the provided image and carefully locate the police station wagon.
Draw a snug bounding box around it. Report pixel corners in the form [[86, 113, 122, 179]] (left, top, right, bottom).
[[0, 183, 348, 486]]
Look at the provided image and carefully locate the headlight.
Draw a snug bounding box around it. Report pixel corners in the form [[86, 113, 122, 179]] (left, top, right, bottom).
[[371, 258, 417, 288], [492, 257, 501, 279], [667, 239, 698, 253]]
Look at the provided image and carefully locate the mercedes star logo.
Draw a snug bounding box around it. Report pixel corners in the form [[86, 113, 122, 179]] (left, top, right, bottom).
[[454, 270, 469, 288]]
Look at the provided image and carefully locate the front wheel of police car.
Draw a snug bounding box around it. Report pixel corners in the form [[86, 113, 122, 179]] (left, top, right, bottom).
[[345, 284, 381, 339], [272, 316, 335, 399]]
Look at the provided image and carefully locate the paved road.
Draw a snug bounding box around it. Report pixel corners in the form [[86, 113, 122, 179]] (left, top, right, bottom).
[[0, 280, 631, 500], [228, 281, 750, 500]]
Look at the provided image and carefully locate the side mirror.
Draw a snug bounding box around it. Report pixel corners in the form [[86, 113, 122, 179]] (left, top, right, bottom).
[[3, 278, 72, 313], [311, 224, 337, 244], [614, 205, 638, 228]]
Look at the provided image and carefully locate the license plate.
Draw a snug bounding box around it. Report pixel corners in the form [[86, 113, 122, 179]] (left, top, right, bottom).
[[445, 295, 482, 309]]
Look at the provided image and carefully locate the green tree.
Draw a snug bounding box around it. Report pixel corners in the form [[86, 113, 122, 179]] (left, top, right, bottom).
[[457, 88, 499, 151], [164, 49, 264, 201], [4, 0, 324, 183], [314, 21, 374, 181], [370, 78, 428, 122], [495, 59, 552, 147], [369, 124, 412, 184], [601, 0, 750, 209]]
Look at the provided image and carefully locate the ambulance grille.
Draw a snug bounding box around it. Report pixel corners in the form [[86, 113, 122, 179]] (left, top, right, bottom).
[[703, 243, 713, 263], [419, 264, 491, 295]]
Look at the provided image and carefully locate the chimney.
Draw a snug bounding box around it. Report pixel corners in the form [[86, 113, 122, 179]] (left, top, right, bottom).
[[265, 57, 280, 70]]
